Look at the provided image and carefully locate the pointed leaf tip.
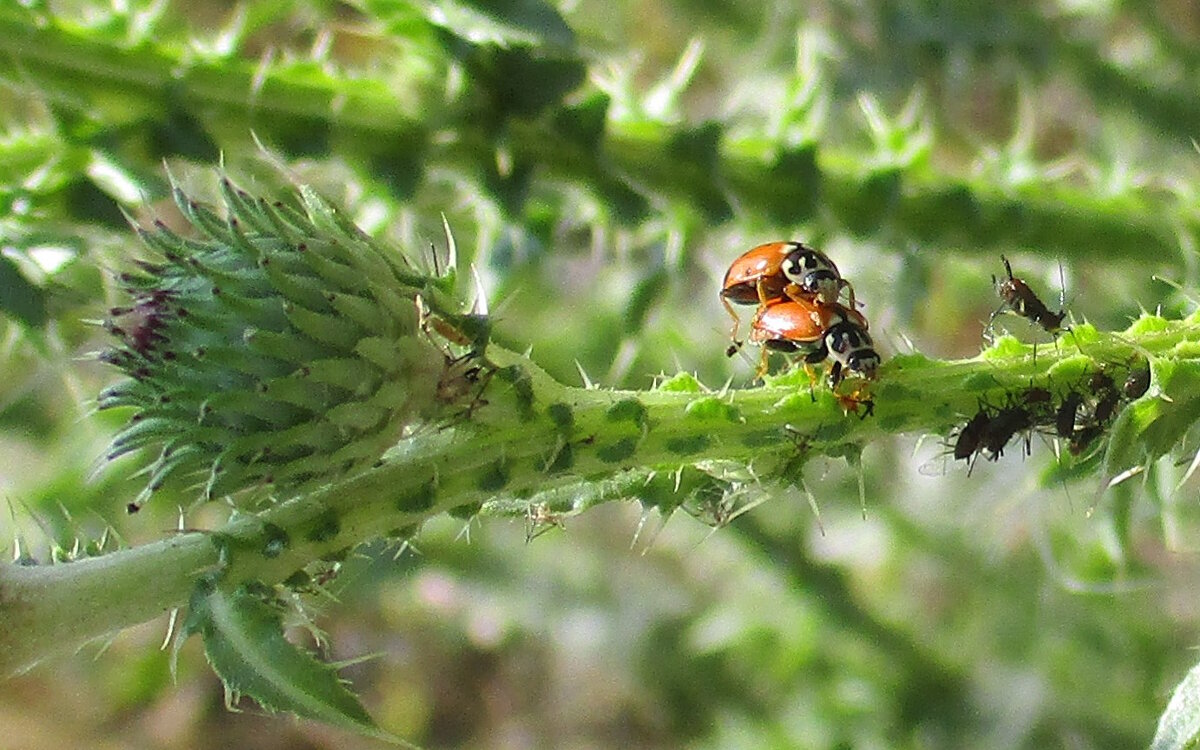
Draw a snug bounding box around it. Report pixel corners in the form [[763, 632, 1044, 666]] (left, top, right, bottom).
[[185, 583, 406, 744], [1153, 659, 1200, 750]]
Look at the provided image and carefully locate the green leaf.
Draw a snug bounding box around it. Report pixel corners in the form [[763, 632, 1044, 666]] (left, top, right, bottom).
[[763, 145, 820, 224], [553, 92, 610, 149], [418, 0, 575, 48], [667, 122, 722, 174], [184, 581, 400, 743], [1136, 359, 1200, 461], [458, 42, 587, 118], [623, 268, 668, 334], [0, 254, 48, 328], [1152, 659, 1200, 750]]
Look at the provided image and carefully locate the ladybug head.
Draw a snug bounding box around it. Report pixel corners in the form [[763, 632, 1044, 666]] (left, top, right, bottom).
[[783, 247, 843, 304], [824, 321, 879, 379], [845, 347, 881, 379]]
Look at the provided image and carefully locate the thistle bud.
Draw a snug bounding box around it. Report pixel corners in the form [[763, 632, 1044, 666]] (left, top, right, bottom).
[[99, 177, 485, 507]]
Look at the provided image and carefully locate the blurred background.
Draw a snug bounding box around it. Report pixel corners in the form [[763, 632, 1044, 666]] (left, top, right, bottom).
[[2, 0, 1200, 747]]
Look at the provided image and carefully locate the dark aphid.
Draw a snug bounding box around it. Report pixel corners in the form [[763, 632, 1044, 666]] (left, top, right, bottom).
[[1093, 387, 1121, 426], [107, 290, 178, 357], [1021, 386, 1055, 420], [1088, 369, 1121, 425], [992, 255, 1066, 334], [953, 409, 992, 462], [1056, 391, 1084, 439], [981, 406, 1035, 460], [1088, 369, 1116, 394], [1124, 361, 1151, 399], [1069, 424, 1105, 456]]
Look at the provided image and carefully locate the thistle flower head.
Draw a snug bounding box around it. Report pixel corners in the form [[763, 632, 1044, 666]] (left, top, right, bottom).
[[99, 176, 487, 507]]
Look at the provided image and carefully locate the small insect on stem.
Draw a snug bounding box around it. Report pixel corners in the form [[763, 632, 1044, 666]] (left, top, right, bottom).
[[415, 295, 494, 412], [991, 255, 1066, 335], [1123, 359, 1151, 400], [953, 409, 991, 474], [526, 504, 566, 542]]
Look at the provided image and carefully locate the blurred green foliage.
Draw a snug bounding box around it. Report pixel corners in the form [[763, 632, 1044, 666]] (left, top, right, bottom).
[[2, 1, 1200, 748]]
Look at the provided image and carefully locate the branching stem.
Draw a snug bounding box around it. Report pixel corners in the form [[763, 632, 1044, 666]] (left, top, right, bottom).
[[3, 313, 1198, 676]]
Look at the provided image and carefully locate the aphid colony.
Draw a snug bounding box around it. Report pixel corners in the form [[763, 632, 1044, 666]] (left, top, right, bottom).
[[951, 362, 1150, 470], [951, 257, 1150, 468], [720, 241, 880, 398]]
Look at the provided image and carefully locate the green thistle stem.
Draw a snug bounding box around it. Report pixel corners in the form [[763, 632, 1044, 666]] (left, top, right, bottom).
[[3, 313, 1199, 676]]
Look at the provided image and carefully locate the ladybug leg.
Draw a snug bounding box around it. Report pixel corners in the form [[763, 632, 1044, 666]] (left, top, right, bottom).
[[802, 346, 829, 402], [755, 345, 771, 380], [844, 281, 858, 310], [800, 362, 819, 401], [782, 281, 805, 304], [755, 277, 772, 306], [722, 295, 744, 354], [827, 361, 844, 390], [837, 390, 874, 418]]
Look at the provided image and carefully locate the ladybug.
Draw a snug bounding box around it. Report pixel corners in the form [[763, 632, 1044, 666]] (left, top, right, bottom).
[[721, 241, 855, 339], [722, 241, 852, 306], [748, 298, 879, 388], [992, 255, 1066, 334]]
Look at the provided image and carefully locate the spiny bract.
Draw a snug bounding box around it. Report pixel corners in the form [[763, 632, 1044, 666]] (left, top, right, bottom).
[[99, 176, 488, 508]]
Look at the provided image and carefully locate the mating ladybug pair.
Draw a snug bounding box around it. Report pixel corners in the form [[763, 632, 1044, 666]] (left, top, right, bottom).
[[719, 241, 881, 393]]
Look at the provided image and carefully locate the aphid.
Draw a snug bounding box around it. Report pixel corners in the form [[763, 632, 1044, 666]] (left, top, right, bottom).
[[1088, 369, 1120, 425], [416, 295, 493, 412], [526, 504, 566, 542], [721, 241, 854, 341], [1055, 390, 1084, 439], [1021, 386, 1055, 420], [981, 405, 1035, 460], [1069, 424, 1105, 456], [1123, 361, 1151, 399], [992, 255, 1066, 334], [1088, 369, 1115, 393], [436, 352, 488, 405], [107, 290, 177, 357], [953, 409, 991, 463], [1093, 387, 1120, 426]]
